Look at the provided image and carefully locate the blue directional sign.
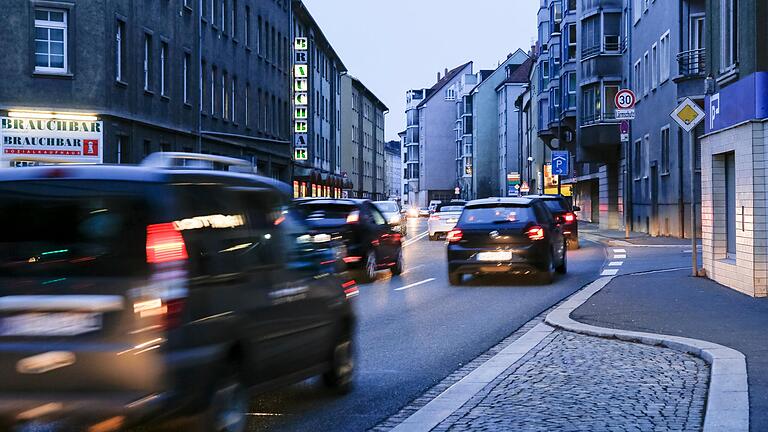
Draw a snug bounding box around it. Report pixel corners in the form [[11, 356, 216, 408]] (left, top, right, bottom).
[[552, 151, 569, 176]]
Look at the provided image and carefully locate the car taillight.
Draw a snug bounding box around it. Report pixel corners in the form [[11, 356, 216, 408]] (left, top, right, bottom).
[[527, 226, 545, 241], [564, 213, 575, 223], [346, 211, 360, 224], [146, 223, 188, 263], [446, 229, 463, 243]]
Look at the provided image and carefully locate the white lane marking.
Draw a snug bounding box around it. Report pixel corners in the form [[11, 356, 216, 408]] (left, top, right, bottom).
[[613, 248, 627, 253], [601, 269, 619, 276], [394, 278, 435, 291], [613, 254, 627, 259], [403, 231, 429, 247], [608, 261, 624, 266], [402, 264, 426, 275]]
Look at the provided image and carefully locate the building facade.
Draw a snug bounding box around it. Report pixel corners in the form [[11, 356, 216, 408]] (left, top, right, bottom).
[[470, 50, 529, 199], [497, 56, 534, 197], [384, 139, 401, 200], [0, 0, 292, 178], [340, 74, 387, 199], [449, 71, 479, 200], [700, 0, 768, 296], [405, 62, 473, 207], [291, 0, 346, 198]]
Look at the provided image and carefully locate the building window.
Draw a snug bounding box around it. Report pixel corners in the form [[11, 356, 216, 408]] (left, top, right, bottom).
[[34, 8, 68, 73], [660, 31, 670, 83], [245, 83, 250, 126], [244, 6, 251, 47], [115, 20, 125, 81], [183, 52, 191, 103], [540, 60, 549, 91], [651, 43, 658, 89], [581, 15, 600, 56], [201, 0, 207, 21], [633, 0, 642, 23], [550, 1, 562, 34], [160, 41, 168, 96], [643, 51, 650, 96], [633, 139, 642, 179], [604, 84, 619, 119], [210, 0, 216, 24], [720, 0, 738, 71], [634, 59, 642, 94], [661, 126, 670, 175], [222, 71, 227, 119], [143, 34, 152, 91], [257, 16, 263, 56], [231, 0, 237, 37], [200, 60, 206, 112], [724, 152, 736, 257], [565, 72, 576, 109], [566, 24, 577, 60], [220, 0, 225, 31], [231, 77, 236, 122], [210, 66, 216, 116]]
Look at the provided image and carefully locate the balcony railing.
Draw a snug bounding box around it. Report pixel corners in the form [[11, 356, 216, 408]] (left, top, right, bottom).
[[581, 111, 619, 126], [677, 48, 706, 78]]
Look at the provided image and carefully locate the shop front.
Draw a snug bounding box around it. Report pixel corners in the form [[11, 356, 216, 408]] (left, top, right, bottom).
[[292, 167, 347, 199]]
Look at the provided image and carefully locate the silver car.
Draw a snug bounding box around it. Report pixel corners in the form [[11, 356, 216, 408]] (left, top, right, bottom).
[[428, 204, 465, 240]]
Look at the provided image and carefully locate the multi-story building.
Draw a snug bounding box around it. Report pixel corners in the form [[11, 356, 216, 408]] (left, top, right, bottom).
[[449, 71, 480, 200], [470, 50, 529, 199], [384, 139, 402, 200], [700, 0, 768, 296], [405, 62, 473, 207], [340, 74, 388, 199], [0, 0, 292, 179], [628, 0, 705, 237], [291, 0, 347, 198], [497, 56, 534, 196], [399, 130, 408, 204]]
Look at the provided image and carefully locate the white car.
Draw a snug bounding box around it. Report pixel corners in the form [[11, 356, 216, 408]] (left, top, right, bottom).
[[428, 204, 465, 240]]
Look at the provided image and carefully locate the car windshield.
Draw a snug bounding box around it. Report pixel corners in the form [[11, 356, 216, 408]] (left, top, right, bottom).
[[0, 180, 152, 277], [459, 205, 535, 225], [542, 199, 568, 213], [373, 201, 399, 213], [437, 205, 463, 213]]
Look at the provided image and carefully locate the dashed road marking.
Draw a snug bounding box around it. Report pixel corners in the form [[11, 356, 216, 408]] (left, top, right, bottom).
[[613, 248, 627, 253], [601, 269, 619, 276], [608, 261, 624, 266], [404, 231, 429, 247], [613, 254, 627, 259], [394, 278, 435, 291]]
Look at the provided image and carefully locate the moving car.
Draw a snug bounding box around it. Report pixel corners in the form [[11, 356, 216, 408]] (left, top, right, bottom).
[[526, 194, 581, 249], [428, 202, 466, 240], [373, 200, 407, 236], [446, 197, 567, 285], [296, 198, 404, 283], [418, 208, 430, 218], [428, 200, 442, 214], [0, 154, 356, 431]]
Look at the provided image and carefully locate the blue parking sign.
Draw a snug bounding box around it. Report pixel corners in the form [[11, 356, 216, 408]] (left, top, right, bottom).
[[552, 151, 569, 176]]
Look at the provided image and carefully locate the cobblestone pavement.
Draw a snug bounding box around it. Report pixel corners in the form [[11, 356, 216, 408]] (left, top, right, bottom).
[[432, 331, 709, 432]]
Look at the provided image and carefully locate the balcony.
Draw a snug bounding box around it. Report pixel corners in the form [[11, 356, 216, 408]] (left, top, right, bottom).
[[580, 111, 618, 126], [677, 48, 706, 78]]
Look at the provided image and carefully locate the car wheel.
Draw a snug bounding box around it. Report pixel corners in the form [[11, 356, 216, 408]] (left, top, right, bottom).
[[429, 233, 438, 241], [448, 272, 462, 286], [538, 252, 555, 284], [567, 237, 580, 250], [359, 250, 377, 283], [556, 244, 568, 274], [323, 334, 355, 395], [391, 249, 404, 275], [201, 370, 248, 432]]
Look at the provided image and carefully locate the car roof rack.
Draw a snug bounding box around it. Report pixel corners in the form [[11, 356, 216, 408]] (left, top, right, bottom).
[[140, 152, 255, 173]]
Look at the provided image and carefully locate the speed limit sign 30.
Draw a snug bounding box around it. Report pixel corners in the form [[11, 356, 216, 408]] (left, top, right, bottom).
[[615, 89, 636, 120]]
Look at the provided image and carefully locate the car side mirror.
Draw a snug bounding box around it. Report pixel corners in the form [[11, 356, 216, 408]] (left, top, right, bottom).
[[573, 206, 581, 212]]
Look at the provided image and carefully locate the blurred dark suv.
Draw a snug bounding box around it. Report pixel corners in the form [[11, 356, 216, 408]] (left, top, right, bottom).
[[295, 199, 404, 283], [526, 195, 581, 249], [0, 154, 356, 431]]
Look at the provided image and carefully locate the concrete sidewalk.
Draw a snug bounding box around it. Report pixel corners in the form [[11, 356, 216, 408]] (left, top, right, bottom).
[[573, 269, 767, 431], [580, 222, 694, 247]]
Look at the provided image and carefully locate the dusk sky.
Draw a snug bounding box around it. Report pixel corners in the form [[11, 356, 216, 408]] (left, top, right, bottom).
[[302, 0, 540, 142]]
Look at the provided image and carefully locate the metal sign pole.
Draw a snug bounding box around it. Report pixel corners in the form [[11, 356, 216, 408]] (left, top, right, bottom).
[[690, 129, 699, 277]]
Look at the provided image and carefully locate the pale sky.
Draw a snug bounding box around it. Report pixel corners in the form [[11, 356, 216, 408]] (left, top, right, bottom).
[[302, 0, 540, 142]]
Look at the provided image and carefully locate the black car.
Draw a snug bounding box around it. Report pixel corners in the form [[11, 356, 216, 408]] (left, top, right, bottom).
[[446, 197, 567, 285], [295, 199, 404, 283], [0, 154, 356, 431], [527, 195, 581, 249]]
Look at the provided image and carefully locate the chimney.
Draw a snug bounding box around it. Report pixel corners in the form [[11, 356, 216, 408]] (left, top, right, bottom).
[[437, 72, 441, 82], [444, 67, 449, 76]]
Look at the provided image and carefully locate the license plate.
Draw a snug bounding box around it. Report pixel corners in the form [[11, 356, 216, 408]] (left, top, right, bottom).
[[1, 313, 102, 336], [477, 251, 513, 261]]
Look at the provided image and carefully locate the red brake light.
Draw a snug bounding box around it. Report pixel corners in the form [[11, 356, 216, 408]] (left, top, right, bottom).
[[346, 211, 360, 224], [446, 229, 463, 243], [146, 223, 189, 264], [564, 213, 575, 223], [527, 226, 545, 241]]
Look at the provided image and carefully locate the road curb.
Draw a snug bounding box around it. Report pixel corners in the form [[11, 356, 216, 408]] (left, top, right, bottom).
[[545, 276, 749, 432]]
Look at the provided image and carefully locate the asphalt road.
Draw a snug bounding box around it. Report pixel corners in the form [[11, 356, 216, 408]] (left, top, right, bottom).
[[248, 218, 605, 432]]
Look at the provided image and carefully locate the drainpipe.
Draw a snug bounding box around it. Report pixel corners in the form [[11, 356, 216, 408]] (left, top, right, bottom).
[[624, 0, 634, 238]]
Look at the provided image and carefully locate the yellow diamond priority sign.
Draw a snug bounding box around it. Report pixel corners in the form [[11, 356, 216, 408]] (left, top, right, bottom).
[[671, 98, 706, 132]]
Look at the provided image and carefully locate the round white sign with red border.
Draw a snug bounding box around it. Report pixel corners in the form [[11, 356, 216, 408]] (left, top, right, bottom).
[[615, 89, 636, 110]]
